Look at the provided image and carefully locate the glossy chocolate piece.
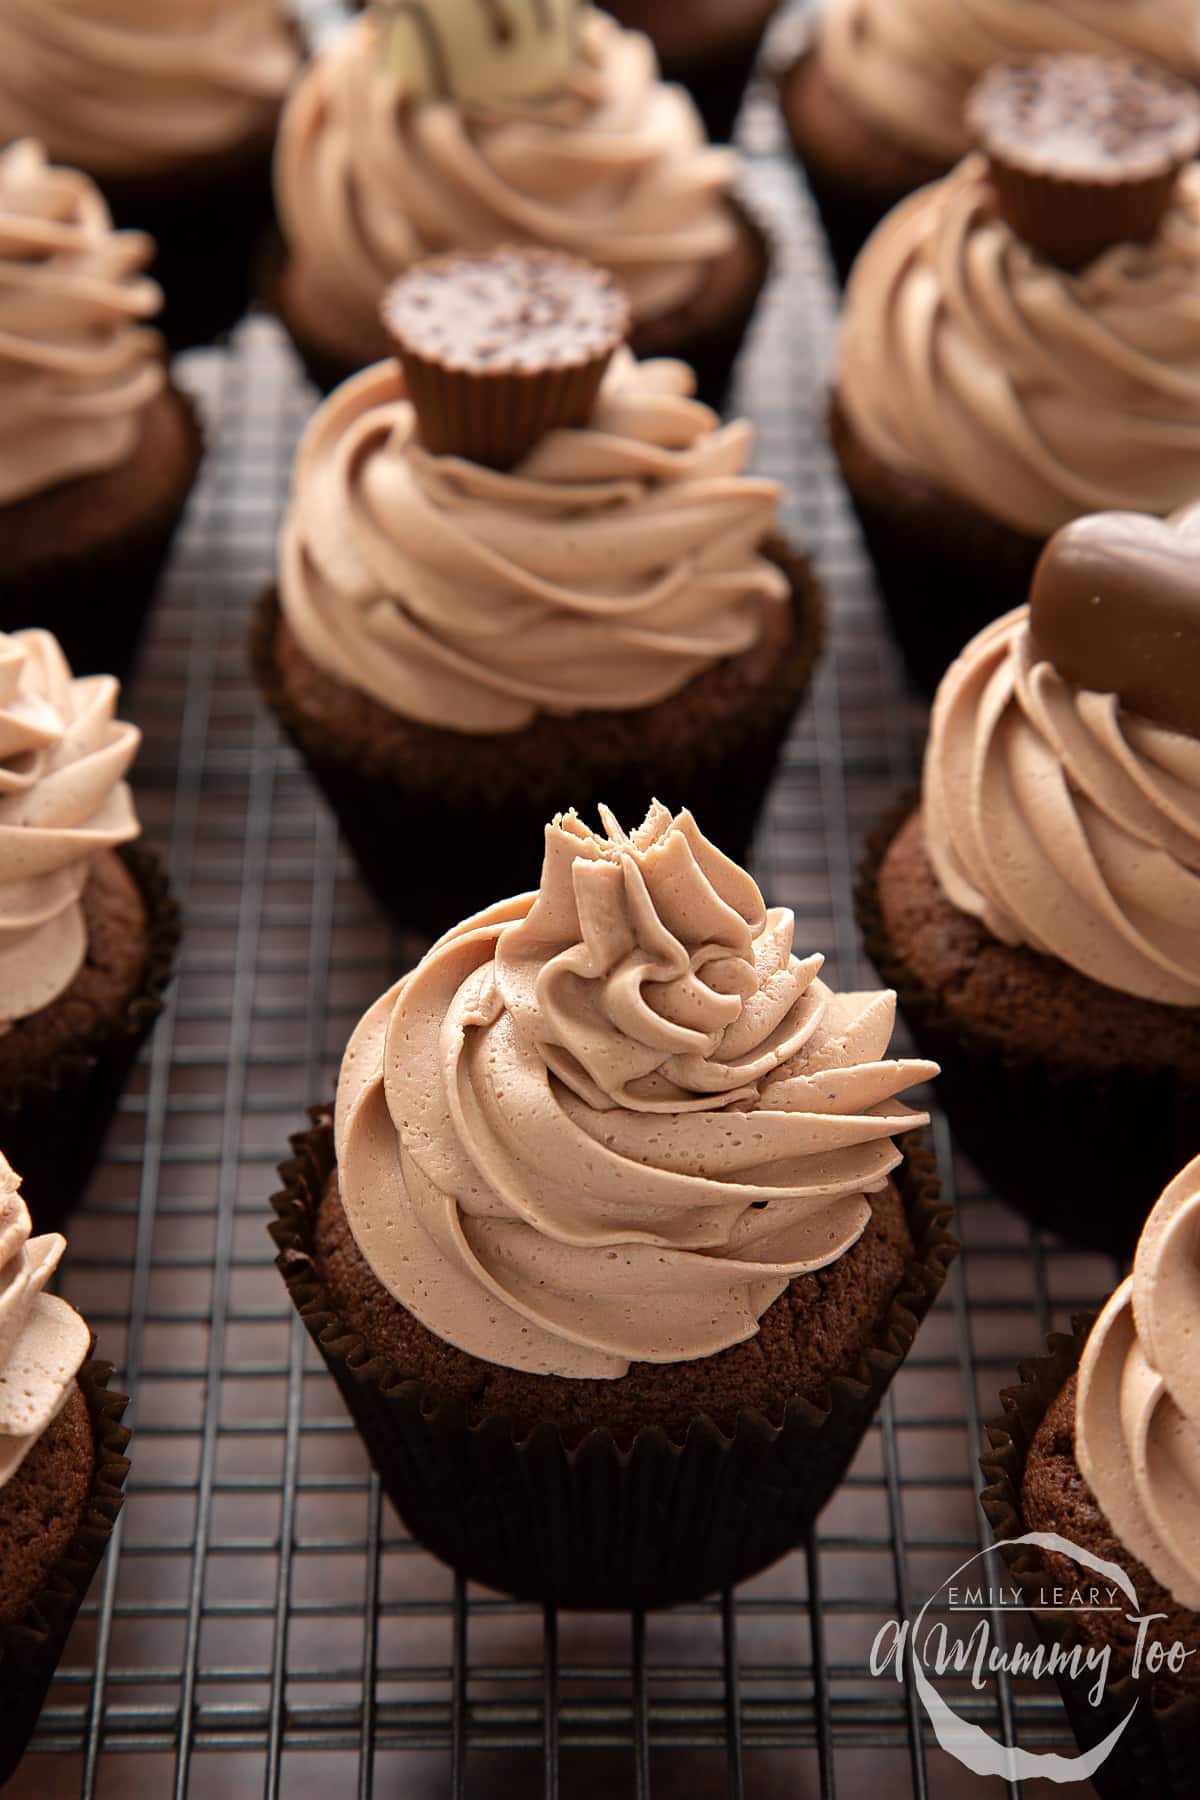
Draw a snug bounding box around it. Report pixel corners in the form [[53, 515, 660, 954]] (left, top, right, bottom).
[[1029, 509, 1200, 738], [968, 54, 1200, 271]]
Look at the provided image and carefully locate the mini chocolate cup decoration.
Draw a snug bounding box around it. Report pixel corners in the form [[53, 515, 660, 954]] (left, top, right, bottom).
[[1029, 509, 1200, 739], [382, 247, 631, 470], [967, 54, 1200, 272]]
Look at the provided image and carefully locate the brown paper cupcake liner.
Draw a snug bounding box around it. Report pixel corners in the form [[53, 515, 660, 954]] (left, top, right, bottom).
[[0, 1351, 131, 1787], [250, 538, 823, 936], [829, 392, 1045, 697], [270, 1111, 954, 1609], [855, 797, 1200, 1255], [0, 385, 205, 686], [980, 1320, 1200, 1797], [0, 844, 181, 1231]]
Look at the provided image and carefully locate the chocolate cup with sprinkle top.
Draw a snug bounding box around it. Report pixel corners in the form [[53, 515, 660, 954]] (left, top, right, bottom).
[[382, 247, 630, 469]]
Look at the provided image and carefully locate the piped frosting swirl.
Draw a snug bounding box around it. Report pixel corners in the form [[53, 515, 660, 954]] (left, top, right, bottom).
[[279, 350, 788, 731], [1076, 1152, 1200, 1608], [923, 606, 1200, 1008], [0, 139, 165, 508], [0, 1153, 90, 1490], [820, 0, 1200, 167], [274, 8, 738, 333], [0, 0, 298, 180], [335, 803, 936, 1379], [837, 156, 1200, 539], [0, 630, 141, 1029]]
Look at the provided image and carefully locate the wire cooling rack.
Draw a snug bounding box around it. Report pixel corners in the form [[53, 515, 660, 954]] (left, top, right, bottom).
[[18, 10, 1130, 1797]]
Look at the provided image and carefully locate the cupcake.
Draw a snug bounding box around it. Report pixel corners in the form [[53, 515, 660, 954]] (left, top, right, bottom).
[[0, 0, 300, 351], [272, 801, 953, 1608], [857, 507, 1200, 1255], [0, 629, 179, 1227], [0, 141, 204, 682], [252, 247, 823, 936], [0, 1154, 130, 1786], [272, 2, 770, 409], [598, 0, 783, 142], [781, 0, 1200, 284], [982, 1152, 1200, 1798]]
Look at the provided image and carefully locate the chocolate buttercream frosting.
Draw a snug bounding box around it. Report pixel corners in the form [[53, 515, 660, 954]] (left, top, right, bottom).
[[837, 155, 1200, 538], [335, 803, 936, 1379], [0, 1153, 90, 1489], [278, 349, 789, 731], [0, 0, 298, 180], [0, 139, 165, 508], [923, 599, 1200, 1008], [1076, 1152, 1200, 1609], [819, 0, 1200, 167], [275, 8, 737, 335], [0, 631, 141, 1028]]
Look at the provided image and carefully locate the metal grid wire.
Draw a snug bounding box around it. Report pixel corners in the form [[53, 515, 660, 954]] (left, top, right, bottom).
[[15, 22, 1128, 1800]]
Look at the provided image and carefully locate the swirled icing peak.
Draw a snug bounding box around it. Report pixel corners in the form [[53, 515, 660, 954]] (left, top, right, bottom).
[[335, 803, 937, 1378], [275, 9, 738, 331], [0, 1153, 90, 1490], [820, 0, 1200, 166], [923, 601, 1200, 1007], [0, 630, 141, 1029], [376, 0, 579, 103], [1076, 1152, 1200, 1608], [279, 349, 789, 731], [0, 139, 165, 508], [837, 156, 1200, 538], [0, 0, 299, 180]]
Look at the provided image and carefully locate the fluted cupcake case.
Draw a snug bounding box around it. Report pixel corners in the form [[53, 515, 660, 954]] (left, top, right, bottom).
[[981, 1320, 1200, 1799], [272, 1114, 952, 1609], [0, 1353, 131, 1787]]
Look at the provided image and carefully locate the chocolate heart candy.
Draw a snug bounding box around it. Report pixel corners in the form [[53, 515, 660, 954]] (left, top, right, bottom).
[[1029, 510, 1200, 738]]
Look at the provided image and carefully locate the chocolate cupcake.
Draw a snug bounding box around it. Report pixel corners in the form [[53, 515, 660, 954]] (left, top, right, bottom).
[[0, 141, 204, 682], [272, 802, 954, 1609], [982, 1154, 1200, 1797], [253, 248, 823, 936], [780, 0, 1200, 284], [0, 1156, 131, 1786], [272, 3, 770, 410], [0, 630, 179, 1227], [0, 1, 299, 352], [599, 0, 782, 143], [832, 53, 1200, 694], [857, 508, 1200, 1255]]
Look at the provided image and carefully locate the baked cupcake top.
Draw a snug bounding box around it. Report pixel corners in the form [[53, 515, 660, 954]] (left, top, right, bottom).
[[819, 0, 1200, 167], [1076, 1150, 1200, 1608], [278, 301, 789, 730], [922, 508, 1200, 1008], [0, 0, 298, 180], [0, 1153, 90, 1489], [274, 7, 738, 330], [0, 630, 141, 1029], [837, 145, 1200, 538], [0, 140, 166, 508], [335, 802, 936, 1378]]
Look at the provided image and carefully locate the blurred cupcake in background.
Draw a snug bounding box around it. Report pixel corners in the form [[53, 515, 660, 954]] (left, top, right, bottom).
[[253, 248, 822, 936], [780, 0, 1200, 283], [832, 54, 1200, 694], [272, 801, 952, 1609], [857, 506, 1200, 1255], [598, 0, 783, 142], [983, 1152, 1200, 1798], [273, 1, 769, 408], [0, 629, 179, 1227], [0, 0, 300, 350], [0, 1153, 130, 1787], [0, 142, 203, 682]]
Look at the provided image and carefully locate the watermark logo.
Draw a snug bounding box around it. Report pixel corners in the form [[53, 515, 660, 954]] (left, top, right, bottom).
[[869, 1533, 1195, 1782]]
